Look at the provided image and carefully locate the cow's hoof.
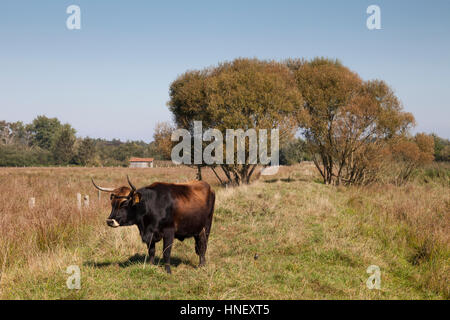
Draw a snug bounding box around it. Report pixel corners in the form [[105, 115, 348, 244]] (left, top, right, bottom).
[[165, 265, 172, 274]]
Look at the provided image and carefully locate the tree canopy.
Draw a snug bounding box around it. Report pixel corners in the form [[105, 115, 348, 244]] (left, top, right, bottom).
[[167, 57, 437, 185], [168, 58, 303, 185], [291, 57, 425, 184], [27, 115, 63, 150]]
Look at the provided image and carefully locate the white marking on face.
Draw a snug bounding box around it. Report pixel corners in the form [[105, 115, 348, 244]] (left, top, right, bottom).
[[107, 219, 120, 228]]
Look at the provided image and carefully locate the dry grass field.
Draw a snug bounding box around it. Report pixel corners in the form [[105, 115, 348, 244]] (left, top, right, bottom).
[[0, 163, 448, 299]]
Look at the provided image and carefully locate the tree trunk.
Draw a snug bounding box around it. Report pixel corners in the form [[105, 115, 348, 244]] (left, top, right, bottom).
[[196, 165, 202, 181]]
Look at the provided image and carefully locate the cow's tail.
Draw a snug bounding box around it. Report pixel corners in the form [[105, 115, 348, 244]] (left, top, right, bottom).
[[206, 189, 215, 239], [208, 190, 215, 219]]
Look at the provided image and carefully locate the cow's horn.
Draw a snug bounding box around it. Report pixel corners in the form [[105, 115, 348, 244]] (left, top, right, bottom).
[[127, 175, 136, 192], [91, 178, 115, 192]]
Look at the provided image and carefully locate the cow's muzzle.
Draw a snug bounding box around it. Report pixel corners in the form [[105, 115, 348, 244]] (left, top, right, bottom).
[[106, 219, 120, 228]]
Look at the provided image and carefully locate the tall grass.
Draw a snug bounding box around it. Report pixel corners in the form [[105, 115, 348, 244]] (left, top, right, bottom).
[[0, 166, 222, 269], [344, 182, 449, 297]]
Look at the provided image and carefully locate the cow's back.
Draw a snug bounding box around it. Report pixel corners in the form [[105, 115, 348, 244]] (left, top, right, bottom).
[[147, 181, 214, 236]]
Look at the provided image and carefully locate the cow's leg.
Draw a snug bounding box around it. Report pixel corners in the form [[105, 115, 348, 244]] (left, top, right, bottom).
[[147, 241, 156, 265], [205, 215, 213, 241], [162, 229, 174, 274], [195, 228, 207, 267]]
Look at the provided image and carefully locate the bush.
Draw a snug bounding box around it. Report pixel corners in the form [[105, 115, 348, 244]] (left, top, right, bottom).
[[280, 138, 311, 165], [433, 134, 450, 162], [376, 133, 435, 185], [0, 145, 53, 167]]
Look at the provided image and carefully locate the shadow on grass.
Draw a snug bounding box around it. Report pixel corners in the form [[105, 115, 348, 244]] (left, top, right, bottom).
[[313, 178, 325, 184], [263, 178, 279, 183], [84, 253, 196, 269], [264, 177, 297, 183]]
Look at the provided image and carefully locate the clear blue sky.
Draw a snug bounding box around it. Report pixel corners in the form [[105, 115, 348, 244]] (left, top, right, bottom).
[[1, 0, 449, 140]]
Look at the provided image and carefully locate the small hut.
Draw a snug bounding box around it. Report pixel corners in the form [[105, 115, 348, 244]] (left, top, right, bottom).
[[129, 157, 154, 168]]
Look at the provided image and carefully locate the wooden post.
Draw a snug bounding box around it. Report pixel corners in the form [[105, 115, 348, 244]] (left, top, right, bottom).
[[29, 197, 35, 209], [77, 193, 81, 210], [84, 195, 89, 208]]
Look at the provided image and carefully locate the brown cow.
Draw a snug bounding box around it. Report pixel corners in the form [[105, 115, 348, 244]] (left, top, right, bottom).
[[92, 176, 215, 274]]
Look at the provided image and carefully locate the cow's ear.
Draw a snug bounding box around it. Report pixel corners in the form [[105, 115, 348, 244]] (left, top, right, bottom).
[[132, 192, 141, 206]]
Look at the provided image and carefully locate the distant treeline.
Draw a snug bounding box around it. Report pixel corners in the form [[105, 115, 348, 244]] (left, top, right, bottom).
[[1, 115, 448, 168], [0, 116, 165, 167]]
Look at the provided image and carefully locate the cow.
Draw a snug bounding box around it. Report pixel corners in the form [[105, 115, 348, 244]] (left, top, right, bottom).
[[92, 176, 215, 274]]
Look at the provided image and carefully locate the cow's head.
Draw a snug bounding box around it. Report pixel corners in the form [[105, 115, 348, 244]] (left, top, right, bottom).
[[92, 176, 142, 228]]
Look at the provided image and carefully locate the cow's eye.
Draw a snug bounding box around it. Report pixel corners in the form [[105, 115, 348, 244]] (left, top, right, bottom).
[[110, 194, 114, 200], [119, 200, 129, 208]]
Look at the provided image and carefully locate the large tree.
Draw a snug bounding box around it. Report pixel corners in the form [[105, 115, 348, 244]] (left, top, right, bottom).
[[75, 137, 97, 166], [168, 58, 303, 185], [27, 115, 62, 150], [291, 58, 417, 185], [52, 124, 76, 165], [0, 121, 27, 145]]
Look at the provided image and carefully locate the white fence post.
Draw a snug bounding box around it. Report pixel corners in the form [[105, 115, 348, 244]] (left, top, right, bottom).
[[29, 197, 35, 209], [77, 193, 82, 210]]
